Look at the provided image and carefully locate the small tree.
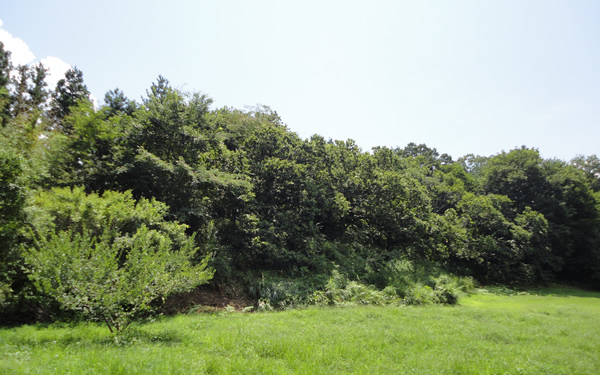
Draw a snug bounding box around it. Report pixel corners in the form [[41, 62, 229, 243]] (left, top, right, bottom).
[[25, 226, 212, 335], [23, 187, 214, 336]]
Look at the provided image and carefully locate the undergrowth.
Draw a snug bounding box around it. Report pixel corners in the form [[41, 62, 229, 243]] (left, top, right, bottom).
[[251, 259, 475, 309]]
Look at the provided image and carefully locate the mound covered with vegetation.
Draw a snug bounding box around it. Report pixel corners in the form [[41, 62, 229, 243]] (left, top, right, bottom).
[[1, 41, 599, 328]]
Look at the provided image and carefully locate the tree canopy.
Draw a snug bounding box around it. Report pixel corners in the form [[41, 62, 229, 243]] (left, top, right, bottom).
[[1, 44, 599, 324]]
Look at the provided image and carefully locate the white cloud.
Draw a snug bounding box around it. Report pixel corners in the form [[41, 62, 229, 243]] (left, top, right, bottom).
[[40, 56, 72, 90], [0, 20, 96, 107], [38, 57, 97, 107], [89, 94, 99, 109], [0, 19, 35, 65], [1, 19, 72, 91]]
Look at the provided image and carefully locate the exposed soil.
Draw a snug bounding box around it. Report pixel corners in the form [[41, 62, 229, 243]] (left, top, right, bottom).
[[161, 284, 255, 315]]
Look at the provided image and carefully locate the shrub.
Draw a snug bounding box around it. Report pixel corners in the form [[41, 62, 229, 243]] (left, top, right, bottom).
[[311, 261, 475, 307], [25, 226, 213, 336], [22, 187, 214, 336], [310, 269, 401, 306], [379, 259, 474, 305], [403, 284, 437, 305], [250, 272, 328, 309]]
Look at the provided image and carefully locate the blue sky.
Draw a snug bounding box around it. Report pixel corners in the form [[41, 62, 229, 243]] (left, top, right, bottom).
[[2, 0, 599, 160]]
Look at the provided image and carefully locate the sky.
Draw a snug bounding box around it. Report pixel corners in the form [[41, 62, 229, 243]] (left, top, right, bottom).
[[2, 0, 599, 161]]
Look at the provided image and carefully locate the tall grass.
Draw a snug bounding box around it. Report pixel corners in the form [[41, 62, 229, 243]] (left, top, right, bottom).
[[1, 286, 599, 374]]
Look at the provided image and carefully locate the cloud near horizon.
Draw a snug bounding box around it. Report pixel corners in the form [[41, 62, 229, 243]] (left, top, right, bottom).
[[39, 56, 72, 90], [0, 19, 71, 89], [0, 20, 35, 65], [0, 19, 97, 105]]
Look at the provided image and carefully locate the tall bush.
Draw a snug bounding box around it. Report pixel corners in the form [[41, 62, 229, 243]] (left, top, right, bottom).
[[23, 187, 214, 335]]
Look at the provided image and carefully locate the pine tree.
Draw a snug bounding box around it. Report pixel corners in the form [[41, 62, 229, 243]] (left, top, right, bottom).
[[0, 42, 12, 126], [49, 67, 90, 132], [28, 63, 49, 109], [10, 65, 29, 117]]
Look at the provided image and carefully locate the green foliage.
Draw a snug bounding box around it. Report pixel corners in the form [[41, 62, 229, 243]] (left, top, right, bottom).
[[26, 187, 187, 244], [24, 226, 213, 335], [0, 151, 25, 240], [27, 63, 49, 110], [10, 65, 30, 117], [311, 263, 473, 307], [44, 100, 127, 189], [49, 67, 90, 130], [481, 147, 547, 210], [0, 41, 12, 127], [22, 187, 213, 334], [103, 88, 136, 117], [310, 269, 399, 306], [571, 154, 600, 192], [0, 151, 26, 311], [1, 44, 600, 327], [134, 76, 213, 164], [449, 193, 555, 284], [0, 101, 62, 191], [374, 259, 474, 305], [250, 272, 328, 309], [478, 147, 600, 285]]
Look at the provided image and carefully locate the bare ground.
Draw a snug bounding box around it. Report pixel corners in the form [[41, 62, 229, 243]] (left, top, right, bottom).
[[162, 284, 255, 315]]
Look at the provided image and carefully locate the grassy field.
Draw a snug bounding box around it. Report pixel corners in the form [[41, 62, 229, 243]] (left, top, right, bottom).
[[1, 286, 599, 374]]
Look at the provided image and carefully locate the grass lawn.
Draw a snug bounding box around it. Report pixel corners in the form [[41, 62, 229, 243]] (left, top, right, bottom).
[[1, 286, 599, 374]]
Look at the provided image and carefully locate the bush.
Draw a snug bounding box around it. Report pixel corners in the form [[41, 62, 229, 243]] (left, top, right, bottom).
[[25, 226, 213, 336], [377, 259, 475, 305], [22, 187, 214, 336], [311, 261, 475, 307], [403, 284, 438, 305], [250, 272, 328, 309], [310, 269, 401, 306]]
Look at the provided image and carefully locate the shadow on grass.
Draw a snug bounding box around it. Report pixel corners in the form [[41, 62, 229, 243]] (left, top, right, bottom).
[[481, 284, 600, 298], [528, 284, 600, 298], [0, 319, 187, 348]]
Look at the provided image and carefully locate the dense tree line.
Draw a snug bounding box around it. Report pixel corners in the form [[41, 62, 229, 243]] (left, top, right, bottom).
[[1, 42, 599, 323]]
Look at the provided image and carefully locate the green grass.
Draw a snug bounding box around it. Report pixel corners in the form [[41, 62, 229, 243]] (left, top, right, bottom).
[[1, 286, 599, 374]]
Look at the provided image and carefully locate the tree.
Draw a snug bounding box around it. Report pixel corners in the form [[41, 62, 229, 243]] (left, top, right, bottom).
[[480, 148, 600, 284], [457, 153, 489, 177], [103, 88, 136, 117], [571, 154, 600, 192], [26, 226, 212, 336], [0, 151, 25, 313], [0, 61, 48, 133], [0, 42, 12, 126], [133, 76, 214, 164], [23, 187, 214, 335], [544, 162, 600, 284], [27, 63, 49, 110], [397, 142, 453, 170], [46, 100, 126, 190], [0, 42, 10, 89], [49, 67, 90, 131], [116, 79, 250, 229], [10, 65, 29, 117], [451, 193, 555, 284], [480, 147, 549, 213], [356, 168, 432, 257]]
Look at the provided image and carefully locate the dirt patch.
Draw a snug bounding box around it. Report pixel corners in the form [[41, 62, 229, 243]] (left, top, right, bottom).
[[162, 284, 255, 315]]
